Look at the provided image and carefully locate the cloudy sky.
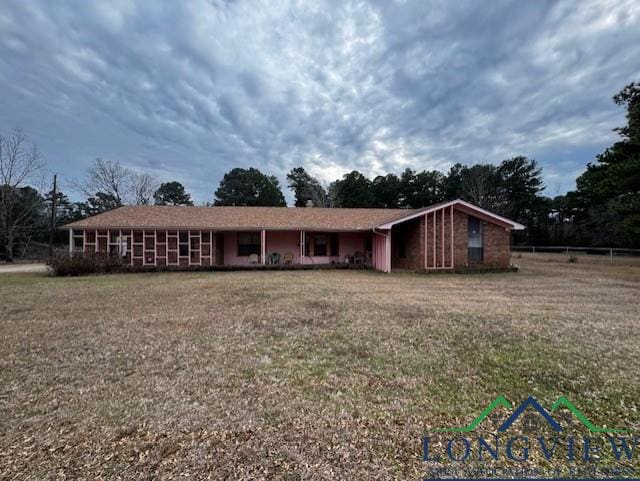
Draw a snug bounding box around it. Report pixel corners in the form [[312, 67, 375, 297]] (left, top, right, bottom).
[[1, 0, 639, 203]]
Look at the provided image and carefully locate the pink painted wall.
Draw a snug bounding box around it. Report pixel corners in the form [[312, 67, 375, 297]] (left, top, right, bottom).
[[266, 231, 301, 264], [372, 231, 390, 272], [222, 230, 368, 266], [222, 231, 253, 266], [301, 231, 366, 265]]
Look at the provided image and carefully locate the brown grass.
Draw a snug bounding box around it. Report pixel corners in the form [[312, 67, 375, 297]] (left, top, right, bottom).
[[0, 255, 639, 479]]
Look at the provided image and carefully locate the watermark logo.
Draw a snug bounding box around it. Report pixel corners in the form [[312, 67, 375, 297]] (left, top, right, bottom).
[[423, 395, 636, 479], [435, 395, 626, 434]]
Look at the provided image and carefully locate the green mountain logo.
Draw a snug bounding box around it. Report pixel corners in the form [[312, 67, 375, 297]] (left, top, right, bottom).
[[435, 395, 627, 433], [434, 395, 512, 432], [551, 396, 626, 433]]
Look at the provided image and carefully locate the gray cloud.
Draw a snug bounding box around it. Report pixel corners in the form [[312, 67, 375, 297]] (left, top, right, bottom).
[[1, 0, 639, 203]]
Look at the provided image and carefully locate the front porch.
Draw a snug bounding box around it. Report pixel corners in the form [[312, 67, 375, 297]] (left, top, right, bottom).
[[69, 228, 375, 269], [220, 230, 373, 267]]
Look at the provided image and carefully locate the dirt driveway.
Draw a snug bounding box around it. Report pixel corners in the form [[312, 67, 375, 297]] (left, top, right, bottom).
[[0, 263, 48, 274]]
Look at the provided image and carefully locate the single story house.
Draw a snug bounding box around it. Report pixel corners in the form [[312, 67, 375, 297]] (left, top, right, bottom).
[[61, 199, 524, 272]]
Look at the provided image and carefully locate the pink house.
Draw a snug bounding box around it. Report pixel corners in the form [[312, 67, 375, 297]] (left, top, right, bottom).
[[62, 199, 524, 272]]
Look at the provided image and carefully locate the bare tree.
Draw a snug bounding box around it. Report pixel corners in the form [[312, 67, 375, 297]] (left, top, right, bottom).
[[72, 158, 157, 205], [0, 128, 45, 261], [72, 158, 129, 205], [461, 164, 503, 211], [130, 172, 157, 205]]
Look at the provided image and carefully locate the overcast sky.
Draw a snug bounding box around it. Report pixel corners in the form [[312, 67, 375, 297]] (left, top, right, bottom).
[[1, 0, 639, 204]]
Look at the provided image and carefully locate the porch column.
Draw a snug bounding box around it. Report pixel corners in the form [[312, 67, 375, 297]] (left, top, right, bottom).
[[385, 230, 391, 273], [300, 230, 305, 265], [261, 229, 266, 264], [424, 214, 428, 269], [450, 205, 454, 268], [69, 228, 73, 253]]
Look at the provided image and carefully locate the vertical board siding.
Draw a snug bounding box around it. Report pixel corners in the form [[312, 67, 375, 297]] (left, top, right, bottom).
[[423, 206, 455, 270]]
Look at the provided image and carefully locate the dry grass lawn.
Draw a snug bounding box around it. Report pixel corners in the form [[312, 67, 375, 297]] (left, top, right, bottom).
[[1, 254, 639, 479]]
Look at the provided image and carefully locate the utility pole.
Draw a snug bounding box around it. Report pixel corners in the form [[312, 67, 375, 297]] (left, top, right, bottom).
[[48, 174, 57, 260]]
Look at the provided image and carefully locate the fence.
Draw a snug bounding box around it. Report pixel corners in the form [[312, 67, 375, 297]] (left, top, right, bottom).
[[511, 245, 640, 264]]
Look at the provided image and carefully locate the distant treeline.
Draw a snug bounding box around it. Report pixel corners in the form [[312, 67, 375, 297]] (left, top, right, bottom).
[[1, 83, 638, 261], [215, 82, 639, 248]]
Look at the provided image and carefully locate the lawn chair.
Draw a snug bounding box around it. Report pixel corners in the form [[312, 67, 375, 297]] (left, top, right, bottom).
[[269, 252, 281, 264], [249, 253, 259, 264], [282, 252, 294, 265], [353, 251, 365, 265]]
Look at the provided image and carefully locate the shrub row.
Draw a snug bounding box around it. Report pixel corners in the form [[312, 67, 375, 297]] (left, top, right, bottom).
[[49, 253, 372, 276], [50, 253, 519, 276], [49, 252, 127, 276]]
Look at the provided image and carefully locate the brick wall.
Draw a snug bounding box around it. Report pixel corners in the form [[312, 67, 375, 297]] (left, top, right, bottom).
[[453, 210, 511, 269], [424, 206, 454, 268], [482, 221, 511, 268], [453, 209, 468, 268], [390, 216, 424, 269], [390, 207, 511, 271]]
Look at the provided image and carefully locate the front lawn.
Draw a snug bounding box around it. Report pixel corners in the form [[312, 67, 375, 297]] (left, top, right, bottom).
[[1, 256, 638, 479]]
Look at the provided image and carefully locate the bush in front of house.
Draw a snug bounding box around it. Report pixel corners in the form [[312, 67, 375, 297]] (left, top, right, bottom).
[[49, 253, 373, 276], [49, 252, 126, 276]]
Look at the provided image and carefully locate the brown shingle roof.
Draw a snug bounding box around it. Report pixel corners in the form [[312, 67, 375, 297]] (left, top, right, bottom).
[[61, 205, 417, 232]]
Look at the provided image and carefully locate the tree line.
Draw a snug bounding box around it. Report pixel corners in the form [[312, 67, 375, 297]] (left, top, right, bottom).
[[1, 83, 638, 260], [215, 82, 640, 248]]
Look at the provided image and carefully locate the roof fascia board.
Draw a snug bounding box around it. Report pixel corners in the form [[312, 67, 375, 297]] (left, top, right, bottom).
[[375, 199, 525, 230]]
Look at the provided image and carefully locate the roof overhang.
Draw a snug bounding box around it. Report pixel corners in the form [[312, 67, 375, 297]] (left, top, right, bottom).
[[375, 199, 525, 230], [61, 225, 373, 232]]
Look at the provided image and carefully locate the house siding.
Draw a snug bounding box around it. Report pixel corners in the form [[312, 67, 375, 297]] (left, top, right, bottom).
[[424, 207, 455, 269], [388, 207, 511, 271], [391, 216, 424, 270], [453, 209, 468, 267], [482, 220, 511, 268], [453, 211, 511, 269], [68, 206, 513, 271]]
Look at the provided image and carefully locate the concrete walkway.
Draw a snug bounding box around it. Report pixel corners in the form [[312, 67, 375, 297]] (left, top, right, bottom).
[[0, 263, 49, 274]]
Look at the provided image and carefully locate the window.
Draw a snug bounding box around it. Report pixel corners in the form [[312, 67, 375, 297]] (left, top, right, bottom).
[[468, 216, 483, 262], [179, 231, 189, 257], [238, 232, 261, 256], [73, 235, 84, 250], [329, 233, 339, 256], [313, 235, 327, 256]]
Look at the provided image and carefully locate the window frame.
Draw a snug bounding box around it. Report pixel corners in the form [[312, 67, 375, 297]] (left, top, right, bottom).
[[313, 234, 327, 257], [329, 233, 339, 257], [237, 232, 261, 257], [467, 216, 484, 262]]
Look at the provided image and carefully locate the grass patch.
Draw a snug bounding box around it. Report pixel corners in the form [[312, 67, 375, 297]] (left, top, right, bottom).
[[0, 256, 638, 479]]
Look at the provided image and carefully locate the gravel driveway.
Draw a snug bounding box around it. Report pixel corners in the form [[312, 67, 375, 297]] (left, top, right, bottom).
[[0, 263, 49, 274]]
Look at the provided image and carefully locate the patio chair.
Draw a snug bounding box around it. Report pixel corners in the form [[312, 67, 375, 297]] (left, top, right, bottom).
[[353, 251, 365, 264], [248, 253, 259, 264], [282, 252, 294, 264], [269, 252, 281, 264]]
